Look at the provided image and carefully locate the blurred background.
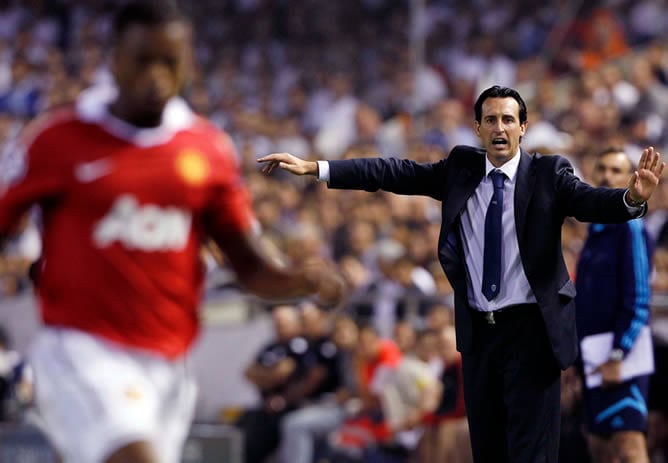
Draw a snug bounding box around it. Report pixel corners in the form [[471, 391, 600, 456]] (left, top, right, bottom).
[[1, 0, 668, 462]]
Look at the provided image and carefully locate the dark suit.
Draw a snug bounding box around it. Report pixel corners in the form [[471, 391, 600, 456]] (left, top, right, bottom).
[[326, 145, 641, 462]]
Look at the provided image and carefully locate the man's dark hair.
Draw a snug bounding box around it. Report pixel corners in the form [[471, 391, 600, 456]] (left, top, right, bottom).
[[596, 146, 626, 158], [112, 0, 183, 42], [474, 85, 528, 124]]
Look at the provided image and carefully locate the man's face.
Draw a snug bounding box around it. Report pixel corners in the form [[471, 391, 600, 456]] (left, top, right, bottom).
[[272, 306, 301, 341], [414, 334, 438, 362], [301, 305, 325, 338], [357, 329, 380, 361], [593, 152, 633, 188], [475, 97, 527, 167], [111, 20, 191, 125]]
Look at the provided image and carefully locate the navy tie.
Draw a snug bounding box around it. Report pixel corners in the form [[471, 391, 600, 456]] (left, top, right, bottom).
[[482, 170, 505, 301]]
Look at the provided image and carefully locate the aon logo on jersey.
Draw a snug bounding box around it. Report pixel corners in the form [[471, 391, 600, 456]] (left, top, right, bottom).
[[94, 195, 192, 251]]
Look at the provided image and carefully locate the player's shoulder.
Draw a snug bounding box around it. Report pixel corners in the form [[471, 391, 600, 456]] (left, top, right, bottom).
[[188, 116, 238, 161], [20, 104, 81, 147]]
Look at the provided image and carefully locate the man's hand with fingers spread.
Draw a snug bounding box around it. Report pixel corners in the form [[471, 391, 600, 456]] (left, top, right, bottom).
[[258, 152, 319, 176], [626, 146, 666, 205]]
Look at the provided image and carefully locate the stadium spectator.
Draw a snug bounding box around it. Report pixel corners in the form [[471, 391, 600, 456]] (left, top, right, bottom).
[[242, 305, 310, 463], [278, 303, 346, 463]]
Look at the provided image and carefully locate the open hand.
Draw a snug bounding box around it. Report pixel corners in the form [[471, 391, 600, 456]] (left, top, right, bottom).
[[627, 146, 665, 203], [257, 152, 319, 176]]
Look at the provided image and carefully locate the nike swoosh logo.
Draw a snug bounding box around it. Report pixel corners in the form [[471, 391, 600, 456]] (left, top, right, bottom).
[[75, 159, 113, 183]]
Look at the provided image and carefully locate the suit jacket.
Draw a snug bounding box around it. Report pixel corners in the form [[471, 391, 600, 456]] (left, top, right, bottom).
[[327, 145, 643, 369]]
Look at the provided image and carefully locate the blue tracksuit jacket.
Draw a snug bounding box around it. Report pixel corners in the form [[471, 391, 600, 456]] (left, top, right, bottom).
[[575, 220, 652, 356]]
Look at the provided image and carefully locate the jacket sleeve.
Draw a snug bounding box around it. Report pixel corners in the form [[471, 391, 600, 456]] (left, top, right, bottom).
[[327, 157, 447, 201], [553, 156, 637, 223], [613, 221, 651, 356]]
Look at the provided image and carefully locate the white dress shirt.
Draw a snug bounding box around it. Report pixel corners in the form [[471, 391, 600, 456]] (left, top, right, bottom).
[[316, 154, 644, 312], [459, 152, 536, 311]]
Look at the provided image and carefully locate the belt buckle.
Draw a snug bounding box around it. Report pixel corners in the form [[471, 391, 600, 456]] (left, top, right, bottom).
[[485, 311, 496, 325]]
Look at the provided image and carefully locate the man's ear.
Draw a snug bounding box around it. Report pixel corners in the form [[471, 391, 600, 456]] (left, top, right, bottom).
[[474, 121, 481, 137], [520, 121, 528, 136]]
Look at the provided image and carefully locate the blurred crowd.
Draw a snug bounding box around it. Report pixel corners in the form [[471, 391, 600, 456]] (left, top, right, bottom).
[[2, 0, 668, 461], [235, 303, 469, 463]]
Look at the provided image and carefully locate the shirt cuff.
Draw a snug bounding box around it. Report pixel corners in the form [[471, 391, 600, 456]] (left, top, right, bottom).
[[623, 189, 645, 213], [316, 160, 330, 182]]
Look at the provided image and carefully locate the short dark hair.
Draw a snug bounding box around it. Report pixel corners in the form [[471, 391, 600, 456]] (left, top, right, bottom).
[[596, 146, 626, 158], [112, 0, 183, 42], [474, 85, 528, 124]]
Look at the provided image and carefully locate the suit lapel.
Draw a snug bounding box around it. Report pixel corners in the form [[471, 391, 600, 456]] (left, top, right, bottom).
[[444, 153, 485, 231], [513, 150, 536, 246]]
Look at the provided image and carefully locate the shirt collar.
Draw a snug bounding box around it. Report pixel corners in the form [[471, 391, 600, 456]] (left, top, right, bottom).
[[75, 84, 195, 147], [485, 148, 521, 182]]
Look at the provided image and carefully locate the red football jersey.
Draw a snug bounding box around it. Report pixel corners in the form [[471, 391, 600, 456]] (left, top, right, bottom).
[[0, 87, 255, 358]]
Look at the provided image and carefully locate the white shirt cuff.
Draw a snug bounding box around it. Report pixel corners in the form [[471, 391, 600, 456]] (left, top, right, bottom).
[[316, 160, 330, 182], [623, 189, 645, 213]]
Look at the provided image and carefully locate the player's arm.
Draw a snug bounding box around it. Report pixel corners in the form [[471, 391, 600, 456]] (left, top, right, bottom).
[[257, 152, 447, 200], [209, 228, 344, 306], [203, 151, 345, 305], [0, 116, 68, 253], [613, 222, 651, 358]]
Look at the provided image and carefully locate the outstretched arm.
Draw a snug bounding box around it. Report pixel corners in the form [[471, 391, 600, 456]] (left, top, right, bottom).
[[208, 227, 346, 307], [258, 152, 446, 200], [557, 147, 665, 222], [258, 152, 319, 177]]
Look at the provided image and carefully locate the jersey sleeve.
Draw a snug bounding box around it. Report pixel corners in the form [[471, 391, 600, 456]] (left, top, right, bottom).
[[0, 121, 69, 236], [612, 221, 651, 356], [202, 132, 256, 241]]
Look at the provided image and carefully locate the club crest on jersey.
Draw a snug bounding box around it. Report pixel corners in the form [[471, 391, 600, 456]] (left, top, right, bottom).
[[93, 195, 191, 251], [176, 149, 209, 185]]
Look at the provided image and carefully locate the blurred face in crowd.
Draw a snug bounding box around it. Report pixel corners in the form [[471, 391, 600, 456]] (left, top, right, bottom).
[[393, 320, 416, 353], [272, 305, 302, 342], [426, 305, 453, 331], [593, 151, 633, 188], [413, 331, 438, 363], [357, 327, 381, 361], [111, 19, 191, 127], [475, 97, 527, 167], [301, 304, 328, 339], [332, 316, 358, 350]]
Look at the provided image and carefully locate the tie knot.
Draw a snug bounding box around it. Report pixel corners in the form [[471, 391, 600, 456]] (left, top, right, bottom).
[[490, 170, 505, 189]]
